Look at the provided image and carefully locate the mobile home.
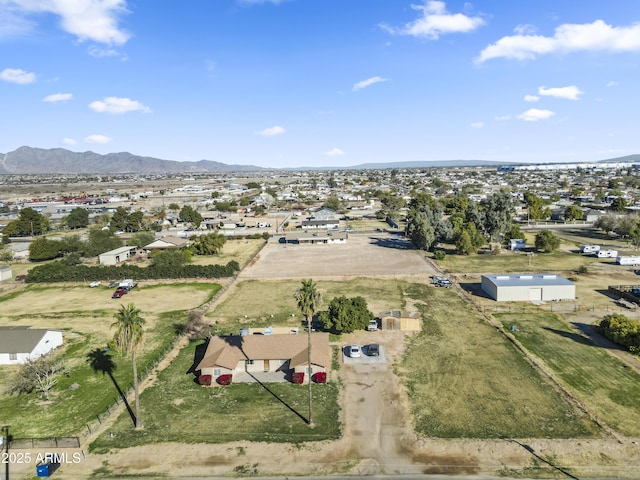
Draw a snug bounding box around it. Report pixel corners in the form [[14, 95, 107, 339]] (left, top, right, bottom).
[[597, 250, 618, 258], [580, 245, 600, 254], [617, 256, 640, 266]]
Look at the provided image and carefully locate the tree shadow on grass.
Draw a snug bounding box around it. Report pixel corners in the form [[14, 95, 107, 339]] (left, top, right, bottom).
[[87, 348, 137, 427], [542, 326, 595, 347]]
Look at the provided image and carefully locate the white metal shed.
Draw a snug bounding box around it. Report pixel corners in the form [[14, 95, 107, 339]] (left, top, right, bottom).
[[481, 273, 575, 302]]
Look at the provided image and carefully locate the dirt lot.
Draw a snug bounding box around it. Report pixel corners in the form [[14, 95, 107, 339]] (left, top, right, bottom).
[[240, 233, 437, 279]]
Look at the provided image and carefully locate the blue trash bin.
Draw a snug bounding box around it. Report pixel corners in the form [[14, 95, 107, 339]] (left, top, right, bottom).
[[36, 462, 51, 477]]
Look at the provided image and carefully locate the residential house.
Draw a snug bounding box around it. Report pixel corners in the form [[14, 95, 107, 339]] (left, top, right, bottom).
[[284, 231, 347, 244], [143, 236, 190, 251], [0, 327, 63, 365], [196, 333, 331, 385]]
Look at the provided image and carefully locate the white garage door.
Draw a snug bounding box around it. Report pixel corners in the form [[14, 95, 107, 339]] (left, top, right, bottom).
[[529, 288, 542, 301]]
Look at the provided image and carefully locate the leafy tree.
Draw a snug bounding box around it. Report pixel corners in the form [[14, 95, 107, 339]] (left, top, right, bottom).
[[453, 222, 484, 255], [190, 232, 226, 255], [564, 205, 584, 222], [179, 205, 203, 227], [9, 355, 66, 400], [167, 203, 180, 211], [481, 190, 514, 241], [66, 207, 90, 229], [611, 197, 628, 212], [3, 207, 49, 237], [404, 194, 451, 251], [112, 303, 146, 429], [150, 249, 191, 268], [127, 211, 145, 232], [503, 224, 524, 244], [318, 296, 374, 334], [29, 237, 64, 261], [599, 313, 640, 354], [83, 228, 123, 257], [130, 231, 155, 248], [294, 279, 321, 426], [0, 246, 14, 261], [109, 207, 130, 232], [246, 181, 261, 189], [322, 195, 341, 211], [534, 229, 560, 253], [524, 193, 551, 220]]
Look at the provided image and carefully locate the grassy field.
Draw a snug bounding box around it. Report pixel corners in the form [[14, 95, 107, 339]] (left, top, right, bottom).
[[496, 312, 640, 437], [0, 282, 221, 437], [207, 278, 407, 334], [90, 340, 341, 451], [399, 285, 599, 438], [190, 238, 265, 267]]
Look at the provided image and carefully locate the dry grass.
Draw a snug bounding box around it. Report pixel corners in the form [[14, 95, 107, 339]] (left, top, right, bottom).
[[400, 285, 599, 438], [190, 238, 265, 267], [207, 278, 408, 332]]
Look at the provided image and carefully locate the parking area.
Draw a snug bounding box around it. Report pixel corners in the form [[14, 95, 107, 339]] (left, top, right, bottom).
[[342, 343, 388, 365]]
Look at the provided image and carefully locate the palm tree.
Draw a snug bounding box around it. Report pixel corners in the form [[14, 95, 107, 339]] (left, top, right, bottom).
[[294, 279, 321, 426], [112, 303, 145, 429]]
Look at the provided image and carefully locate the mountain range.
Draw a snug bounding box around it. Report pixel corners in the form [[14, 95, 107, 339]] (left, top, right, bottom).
[[1, 146, 639, 175]]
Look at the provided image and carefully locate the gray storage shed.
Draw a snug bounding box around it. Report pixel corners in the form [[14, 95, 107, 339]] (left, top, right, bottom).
[[481, 273, 575, 302]]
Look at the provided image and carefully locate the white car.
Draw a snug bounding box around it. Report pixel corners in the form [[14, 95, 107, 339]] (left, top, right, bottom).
[[349, 344, 361, 358]]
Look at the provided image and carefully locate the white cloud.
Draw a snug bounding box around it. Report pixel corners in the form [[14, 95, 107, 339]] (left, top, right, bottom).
[[62, 137, 77, 145], [380, 0, 485, 39], [0, 67, 35, 84], [1, 0, 130, 45], [477, 20, 640, 62], [494, 114, 511, 121], [524, 94, 539, 102], [538, 85, 583, 100], [257, 125, 285, 136], [352, 76, 389, 91], [470, 122, 484, 129], [84, 134, 112, 144], [89, 97, 150, 114], [324, 148, 345, 157], [517, 108, 555, 122], [88, 46, 127, 60], [513, 24, 536, 35], [43, 93, 72, 103], [607, 81, 619, 87]]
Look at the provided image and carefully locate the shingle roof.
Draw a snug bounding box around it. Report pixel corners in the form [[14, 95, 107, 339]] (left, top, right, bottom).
[[196, 333, 331, 371], [0, 326, 49, 354]]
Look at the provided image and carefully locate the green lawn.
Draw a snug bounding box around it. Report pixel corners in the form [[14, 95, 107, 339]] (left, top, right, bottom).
[[90, 340, 341, 451], [0, 283, 221, 438], [496, 312, 640, 437], [400, 285, 599, 438], [208, 278, 407, 334]]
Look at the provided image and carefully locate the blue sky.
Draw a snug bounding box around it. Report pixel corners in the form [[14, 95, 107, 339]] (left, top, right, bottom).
[[1, 0, 639, 168]]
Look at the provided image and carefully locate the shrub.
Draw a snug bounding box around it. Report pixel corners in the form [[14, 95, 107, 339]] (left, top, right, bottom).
[[198, 374, 212, 386], [313, 372, 327, 384], [217, 374, 233, 386], [434, 250, 446, 261], [292, 372, 305, 384]]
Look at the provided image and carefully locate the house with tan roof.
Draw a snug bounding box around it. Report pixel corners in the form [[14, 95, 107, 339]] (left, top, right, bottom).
[[195, 333, 331, 385], [142, 236, 190, 250]]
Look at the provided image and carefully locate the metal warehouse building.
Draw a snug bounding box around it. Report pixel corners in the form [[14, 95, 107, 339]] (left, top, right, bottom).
[[481, 273, 575, 302]]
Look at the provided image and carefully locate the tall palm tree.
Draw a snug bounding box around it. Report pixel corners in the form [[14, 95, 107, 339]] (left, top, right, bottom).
[[112, 303, 145, 429], [295, 279, 321, 426]]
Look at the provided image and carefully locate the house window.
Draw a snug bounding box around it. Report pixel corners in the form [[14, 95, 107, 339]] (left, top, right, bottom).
[[213, 369, 221, 376], [246, 360, 254, 366], [9, 353, 17, 361]]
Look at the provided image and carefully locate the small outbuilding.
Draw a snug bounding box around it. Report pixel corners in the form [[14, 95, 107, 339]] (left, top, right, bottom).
[[98, 246, 137, 265], [0, 265, 12, 282], [379, 310, 421, 331], [481, 273, 575, 302], [0, 327, 63, 364]]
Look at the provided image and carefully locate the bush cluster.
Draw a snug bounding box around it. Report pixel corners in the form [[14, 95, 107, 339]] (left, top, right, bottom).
[[25, 260, 240, 283], [599, 313, 640, 354]]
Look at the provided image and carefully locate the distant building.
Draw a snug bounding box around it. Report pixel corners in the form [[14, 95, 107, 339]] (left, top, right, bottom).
[[143, 236, 189, 251], [300, 219, 340, 230], [284, 231, 347, 244], [0, 265, 12, 282], [481, 273, 575, 302]]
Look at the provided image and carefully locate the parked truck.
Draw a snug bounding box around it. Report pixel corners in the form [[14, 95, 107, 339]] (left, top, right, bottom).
[[118, 279, 136, 291]]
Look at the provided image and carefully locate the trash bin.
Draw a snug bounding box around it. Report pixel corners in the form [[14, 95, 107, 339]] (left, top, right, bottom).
[[36, 462, 51, 477]]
